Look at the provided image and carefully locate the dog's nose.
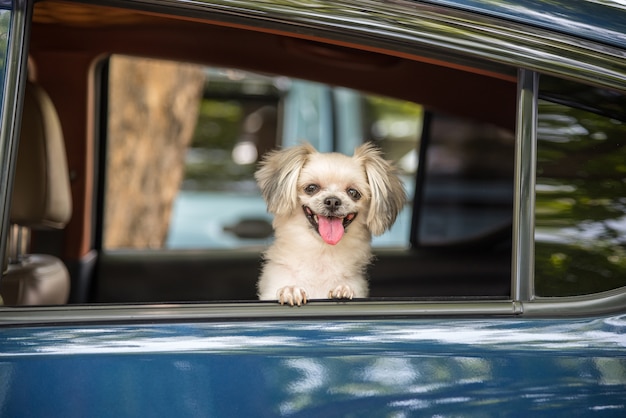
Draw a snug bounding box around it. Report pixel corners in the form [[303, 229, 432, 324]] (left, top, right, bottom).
[[324, 196, 342, 211]]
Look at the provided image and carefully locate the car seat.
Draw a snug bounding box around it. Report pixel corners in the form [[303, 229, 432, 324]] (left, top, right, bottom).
[[0, 81, 72, 305]]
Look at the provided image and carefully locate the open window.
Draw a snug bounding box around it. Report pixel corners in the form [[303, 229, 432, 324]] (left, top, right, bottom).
[[94, 54, 517, 303]]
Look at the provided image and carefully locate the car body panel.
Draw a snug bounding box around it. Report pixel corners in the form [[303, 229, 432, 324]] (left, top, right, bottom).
[[427, 0, 626, 49], [0, 314, 625, 416]]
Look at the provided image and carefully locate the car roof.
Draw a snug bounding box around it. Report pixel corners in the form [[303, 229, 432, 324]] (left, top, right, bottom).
[[428, 0, 626, 49]]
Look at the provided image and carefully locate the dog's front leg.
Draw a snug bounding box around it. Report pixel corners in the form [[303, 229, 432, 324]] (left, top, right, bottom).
[[277, 286, 308, 306]]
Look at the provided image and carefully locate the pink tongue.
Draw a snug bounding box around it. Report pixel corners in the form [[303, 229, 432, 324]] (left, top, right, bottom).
[[318, 216, 344, 245]]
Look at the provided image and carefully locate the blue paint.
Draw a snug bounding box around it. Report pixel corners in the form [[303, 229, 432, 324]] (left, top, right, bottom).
[[1, 316, 625, 417]]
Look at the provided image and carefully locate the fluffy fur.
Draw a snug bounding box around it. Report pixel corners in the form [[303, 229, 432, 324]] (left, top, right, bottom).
[[255, 142, 406, 306]]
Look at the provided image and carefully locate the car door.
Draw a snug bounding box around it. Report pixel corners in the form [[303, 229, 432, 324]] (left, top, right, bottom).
[[1, 1, 626, 416]]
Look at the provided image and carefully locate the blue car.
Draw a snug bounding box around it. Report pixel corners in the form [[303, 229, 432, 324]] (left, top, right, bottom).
[[1, 0, 626, 416]]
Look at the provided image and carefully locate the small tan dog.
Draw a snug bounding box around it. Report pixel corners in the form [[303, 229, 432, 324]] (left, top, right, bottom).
[[255, 142, 406, 305]]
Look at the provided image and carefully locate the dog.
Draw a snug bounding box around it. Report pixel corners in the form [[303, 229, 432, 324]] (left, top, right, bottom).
[[255, 142, 406, 305]]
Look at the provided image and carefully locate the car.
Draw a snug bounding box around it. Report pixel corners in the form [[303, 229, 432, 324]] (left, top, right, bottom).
[[1, 0, 626, 416]]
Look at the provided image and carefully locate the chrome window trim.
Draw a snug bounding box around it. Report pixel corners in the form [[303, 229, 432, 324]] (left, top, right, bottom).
[[0, 300, 521, 325], [100, 0, 626, 91], [523, 286, 626, 317], [3, 288, 626, 322], [511, 69, 537, 303], [0, 0, 30, 273]]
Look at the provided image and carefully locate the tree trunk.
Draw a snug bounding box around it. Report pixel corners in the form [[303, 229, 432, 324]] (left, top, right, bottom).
[[104, 56, 205, 248]]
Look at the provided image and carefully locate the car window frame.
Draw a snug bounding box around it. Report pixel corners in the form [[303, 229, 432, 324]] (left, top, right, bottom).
[[1, 0, 626, 323], [0, 0, 30, 274]]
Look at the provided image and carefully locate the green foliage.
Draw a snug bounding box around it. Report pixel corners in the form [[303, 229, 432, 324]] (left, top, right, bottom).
[[365, 95, 422, 120], [535, 100, 626, 296], [362, 95, 422, 161], [191, 99, 242, 149], [536, 243, 626, 297], [183, 98, 256, 189]]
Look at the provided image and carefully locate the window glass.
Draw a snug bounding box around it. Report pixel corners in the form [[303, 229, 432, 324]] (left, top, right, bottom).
[[535, 78, 626, 296], [0, 8, 9, 276], [0, 9, 10, 106], [103, 55, 420, 250]]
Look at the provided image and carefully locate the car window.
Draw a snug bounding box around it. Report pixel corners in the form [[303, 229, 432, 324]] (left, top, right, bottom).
[[0, 8, 9, 277], [102, 55, 420, 251], [535, 77, 626, 296], [0, 9, 10, 107]]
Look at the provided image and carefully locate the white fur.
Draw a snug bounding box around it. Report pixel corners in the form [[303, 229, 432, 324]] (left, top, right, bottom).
[[255, 142, 406, 305]]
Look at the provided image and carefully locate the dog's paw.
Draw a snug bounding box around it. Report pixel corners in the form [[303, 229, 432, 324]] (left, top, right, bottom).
[[328, 285, 354, 300], [277, 286, 308, 306]]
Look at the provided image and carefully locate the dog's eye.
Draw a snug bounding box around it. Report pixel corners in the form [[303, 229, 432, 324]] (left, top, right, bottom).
[[347, 188, 361, 200], [304, 184, 320, 195]]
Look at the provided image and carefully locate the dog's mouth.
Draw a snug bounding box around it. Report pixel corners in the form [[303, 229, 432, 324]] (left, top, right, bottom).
[[303, 205, 357, 245]]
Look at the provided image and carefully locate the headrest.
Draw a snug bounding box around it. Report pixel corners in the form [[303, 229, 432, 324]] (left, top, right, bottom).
[[10, 82, 72, 229]]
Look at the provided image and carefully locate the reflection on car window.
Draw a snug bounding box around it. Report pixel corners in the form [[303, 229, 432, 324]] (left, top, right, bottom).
[[103, 56, 420, 250], [0, 10, 11, 105], [535, 80, 626, 296]]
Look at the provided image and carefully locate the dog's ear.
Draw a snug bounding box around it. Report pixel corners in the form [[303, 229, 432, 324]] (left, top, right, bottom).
[[354, 142, 407, 236], [255, 143, 316, 215]]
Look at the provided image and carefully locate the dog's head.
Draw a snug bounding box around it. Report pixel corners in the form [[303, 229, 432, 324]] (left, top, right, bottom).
[[255, 142, 406, 245]]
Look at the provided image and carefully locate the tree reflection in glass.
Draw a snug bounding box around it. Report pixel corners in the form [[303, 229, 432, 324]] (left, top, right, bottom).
[[535, 81, 626, 296]]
